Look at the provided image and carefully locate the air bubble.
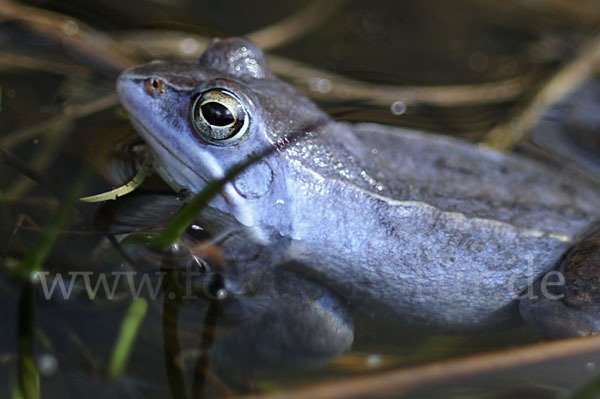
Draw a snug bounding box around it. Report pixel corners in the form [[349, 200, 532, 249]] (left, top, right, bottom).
[[390, 101, 406, 115], [308, 78, 333, 94], [179, 38, 200, 55]]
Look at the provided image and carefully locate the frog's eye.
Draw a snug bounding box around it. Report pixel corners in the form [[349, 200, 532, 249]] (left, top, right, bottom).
[[191, 89, 249, 145]]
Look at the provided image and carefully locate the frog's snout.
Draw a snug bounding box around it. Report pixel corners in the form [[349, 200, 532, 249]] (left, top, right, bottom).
[[116, 69, 162, 114], [116, 70, 139, 110]]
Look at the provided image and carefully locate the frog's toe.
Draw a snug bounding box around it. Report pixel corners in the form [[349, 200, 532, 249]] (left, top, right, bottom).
[[520, 230, 600, 337], [520, 285, 600, 337]]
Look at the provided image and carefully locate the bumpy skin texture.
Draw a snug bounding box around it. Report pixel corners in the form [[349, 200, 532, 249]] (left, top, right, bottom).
[[116, 38, 600, 366]]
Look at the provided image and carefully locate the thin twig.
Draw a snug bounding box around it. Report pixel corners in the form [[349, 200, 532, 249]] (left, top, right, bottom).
[[0, 0, 136, 73], [191, 301, 219, 399], [483, 30, 600, 150], [116, 30, 210, 59], [161, 253, 189, 399], [483, 0, 600, 26], [1, 94, 118, 150], [0, 53, 92, 77], [116, 30, 534, 108], [178, 350, 235, 397], [242, 335, 600, 399], [269, 54, 535, 107], [5, 125, 72, 199], [246, 0, 347, 50], [0, 146, 62, 200]]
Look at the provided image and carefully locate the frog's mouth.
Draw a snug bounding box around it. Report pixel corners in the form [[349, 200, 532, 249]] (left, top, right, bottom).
[[126, 114, 258, 231]]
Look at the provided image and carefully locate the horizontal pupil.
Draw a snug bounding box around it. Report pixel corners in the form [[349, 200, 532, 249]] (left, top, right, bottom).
[[201, 102, 235, 126]]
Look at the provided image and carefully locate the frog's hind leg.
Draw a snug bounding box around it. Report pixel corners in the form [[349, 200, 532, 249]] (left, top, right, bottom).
[[520, 229, 600, 337], [210, 266, 354, 370]]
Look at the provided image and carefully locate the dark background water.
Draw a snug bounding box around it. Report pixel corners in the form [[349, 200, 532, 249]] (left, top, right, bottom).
[[2, 0, 600, 398]]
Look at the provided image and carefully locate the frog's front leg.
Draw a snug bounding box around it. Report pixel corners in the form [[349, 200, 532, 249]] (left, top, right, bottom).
[[210, 268, 354, 370], [520, 229, 600, 337]]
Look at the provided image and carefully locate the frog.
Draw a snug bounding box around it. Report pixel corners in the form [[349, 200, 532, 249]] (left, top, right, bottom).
[[115, 37, 600, 368]]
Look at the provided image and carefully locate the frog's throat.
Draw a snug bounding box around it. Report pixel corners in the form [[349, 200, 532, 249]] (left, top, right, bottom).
[[128, 115, 257, 230]]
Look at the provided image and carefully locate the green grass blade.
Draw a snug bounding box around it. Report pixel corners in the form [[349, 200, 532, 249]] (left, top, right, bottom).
[[151, 148, 271, 248], [13, 172, 88, 399], [151, 179, 224, 249], [17, 281, 39, 399], [108, 297, 148, 378], [18, 170, 88, 275], [567, 374, 600, 399]]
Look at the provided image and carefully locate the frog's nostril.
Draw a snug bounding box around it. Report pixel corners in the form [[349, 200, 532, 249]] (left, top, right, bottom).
[[144, 78, 165, 97]]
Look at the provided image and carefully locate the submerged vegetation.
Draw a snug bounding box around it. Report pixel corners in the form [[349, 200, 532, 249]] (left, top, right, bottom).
[[2, 0, 600, 398]]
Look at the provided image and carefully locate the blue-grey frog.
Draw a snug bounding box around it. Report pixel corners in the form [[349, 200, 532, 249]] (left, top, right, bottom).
[[116, 38, 600, 368]]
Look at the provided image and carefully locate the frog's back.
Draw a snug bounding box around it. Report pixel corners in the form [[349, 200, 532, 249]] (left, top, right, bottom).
[[318, 122, 600, 240], [284, 122, 600, 329]]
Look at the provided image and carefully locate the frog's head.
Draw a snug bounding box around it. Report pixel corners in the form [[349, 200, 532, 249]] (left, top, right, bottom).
[[116, 38, 329, 236]]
